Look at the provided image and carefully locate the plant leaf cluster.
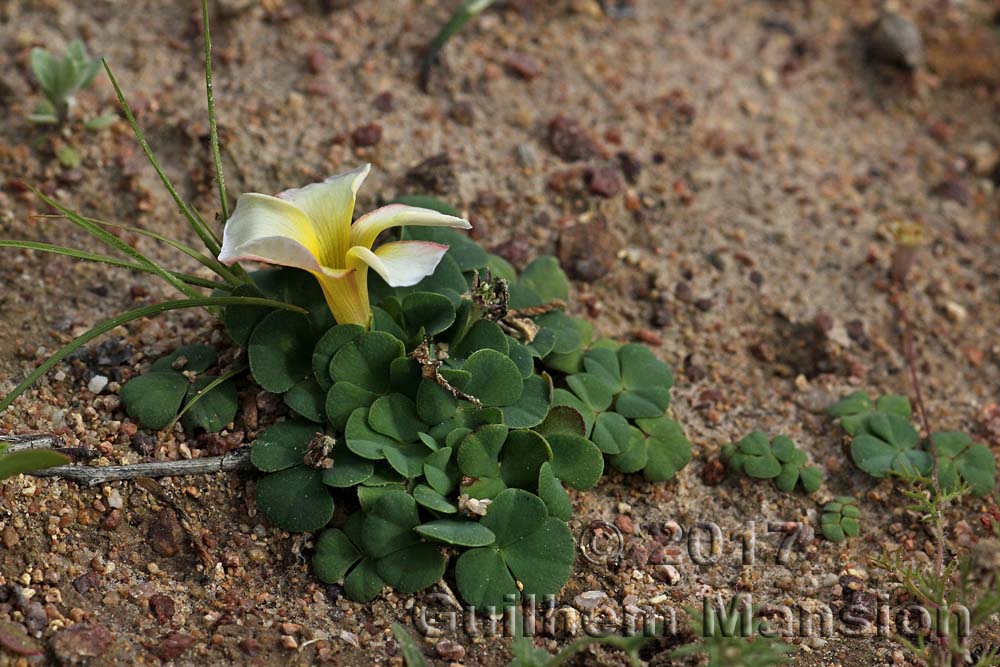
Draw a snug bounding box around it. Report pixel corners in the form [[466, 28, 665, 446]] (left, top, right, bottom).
[[29, 39, 114, 128], [819, 496, 860, 543], [204, 231, 691, 610], [119, 344, 239, 433], [721, 432, 821, 493], [827, 392, 995, 495]]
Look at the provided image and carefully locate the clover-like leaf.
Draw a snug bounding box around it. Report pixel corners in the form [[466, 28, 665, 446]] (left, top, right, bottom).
[[537, 462, 573, 521], [120, 371, 189, 430], [637, 416, 691, 482], [933, 431, 996, 496], [500, 430, 553, 489], [248, 310, 317, 393], [457, 424, 509, 478], [423, 446, 460, 496], [455, 489, 574, 610], [453, 319, 509, 359], [284, 377, 325, 423], [256, 466, 334, 532], [345, 407, 397, 459], [322, 447, 375, 488], [312, 324, 365, 389], [519, 256, 570, 303], [724, 431, 781, 479], [462, 349, 524, 407], [551, 389, 595, 437], [502, 374, 551, 429], [591, 412, 634, 455], [851, 413, 928, 478], [546, 433, 604, 490], [537, 405, 587, 439], [412, 484, 457, 513], [368, 393, 427, 443], [821, 497, 861, 543], [401, 292, 456, 337], [330, 331, 405, 394], [250, 419, 318, 472], [326, 381, 379, 431], [616, 344, 673, 418], [151, 344, 218, 373]]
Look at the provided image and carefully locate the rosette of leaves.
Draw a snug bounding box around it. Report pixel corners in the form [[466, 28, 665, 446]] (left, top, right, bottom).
[[721, 432, 821, 493], [820, 497, 861, 543], [119, 344, 238, 433]]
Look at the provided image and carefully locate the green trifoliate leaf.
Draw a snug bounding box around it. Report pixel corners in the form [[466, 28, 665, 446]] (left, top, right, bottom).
[[637, 416, 691, 482], [368, 393, 427, 443], [326, 381, 379, 431], [452, 319, 509, 359], [546, 433, 604, 490]]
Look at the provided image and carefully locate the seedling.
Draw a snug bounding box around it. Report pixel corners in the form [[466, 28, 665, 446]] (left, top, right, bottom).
[[721, 432, 821, 493], [820, 496, 860, 543], [828, 392, 995, 495], [28, 40, 114, 129]]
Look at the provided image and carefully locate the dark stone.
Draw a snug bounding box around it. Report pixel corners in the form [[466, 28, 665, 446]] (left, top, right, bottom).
[[548, 115, 599, 162], [405, 153, 457, 194], [148, 509, 185, 557], [51, 624, 114, 665]]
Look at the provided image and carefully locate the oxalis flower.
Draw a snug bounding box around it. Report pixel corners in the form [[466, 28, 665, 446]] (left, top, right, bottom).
[[218, 164, 471, 327]]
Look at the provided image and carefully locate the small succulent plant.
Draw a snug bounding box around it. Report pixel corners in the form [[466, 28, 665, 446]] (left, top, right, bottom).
[[820, 496, 861, 543], [29, 40, 114, 128], [721, 431, 821, 493]]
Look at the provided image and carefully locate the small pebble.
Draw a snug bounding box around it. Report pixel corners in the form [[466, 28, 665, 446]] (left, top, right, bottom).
[[88, 375, 109, 394]]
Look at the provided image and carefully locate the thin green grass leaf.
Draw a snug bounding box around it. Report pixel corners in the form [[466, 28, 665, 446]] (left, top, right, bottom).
[[39, 213, 240, 284], [421, 0, 495, 90], [102, 60, 223, 255], [0, 296, 306, 415], [32, 187, 203, 298], [0, 240, 226, 290], [202, 0, 229, 222]]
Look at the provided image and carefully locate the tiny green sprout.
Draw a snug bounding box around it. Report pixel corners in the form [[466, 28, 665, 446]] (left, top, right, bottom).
[[722, 432, 821, 493], [29, 40, 106, 126], [820, 496, 861, 543]]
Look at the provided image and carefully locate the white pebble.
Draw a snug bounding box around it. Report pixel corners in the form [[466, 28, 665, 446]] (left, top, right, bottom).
[[88, 375, 109, 394]]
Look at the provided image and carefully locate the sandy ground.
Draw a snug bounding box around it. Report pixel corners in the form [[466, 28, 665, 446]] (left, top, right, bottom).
[[1, 0, 1000, 665]]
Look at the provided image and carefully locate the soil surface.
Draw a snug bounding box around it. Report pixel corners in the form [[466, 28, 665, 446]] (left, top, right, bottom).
[[2, 0, 1000, 665]]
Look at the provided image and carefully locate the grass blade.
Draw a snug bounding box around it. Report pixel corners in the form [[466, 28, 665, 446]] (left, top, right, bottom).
[[202, 0, 229, 221], [420, 0, 495, 90], [0, 240, 227, 290], [0, 296, 306, 415], [37, 213, 241, 284], [390, 624, 428, 667], [164, 363, 247, 433], [102, 60, 223, 255], [32, 187, 203, 298]]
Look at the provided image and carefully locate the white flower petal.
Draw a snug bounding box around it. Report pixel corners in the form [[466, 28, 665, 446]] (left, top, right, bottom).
[[219, 193, 323, 272], [277, 164, 371, 267], [346, 241, 449, 287], [349, 204, 471, 251]]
